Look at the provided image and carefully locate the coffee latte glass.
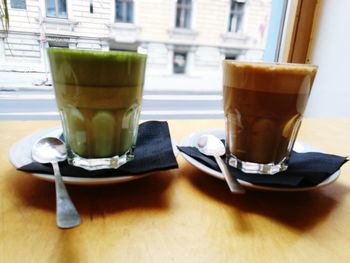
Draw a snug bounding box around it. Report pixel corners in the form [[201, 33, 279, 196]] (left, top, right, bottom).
[[223, 61, 317, 174], [48, 48, 147, 170]]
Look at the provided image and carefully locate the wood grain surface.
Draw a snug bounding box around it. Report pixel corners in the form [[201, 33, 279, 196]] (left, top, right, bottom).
[[0, 119, 349, 263]]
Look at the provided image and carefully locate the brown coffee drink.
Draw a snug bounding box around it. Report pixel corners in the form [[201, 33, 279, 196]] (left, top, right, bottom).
[[223, 61, 317, 174]]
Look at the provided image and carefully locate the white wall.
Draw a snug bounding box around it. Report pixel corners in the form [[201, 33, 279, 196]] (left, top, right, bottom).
[[305, 0, 350, 117]]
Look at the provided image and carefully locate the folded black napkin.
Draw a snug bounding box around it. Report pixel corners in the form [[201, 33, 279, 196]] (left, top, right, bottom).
[[178, 146, 348, 187], [19, 121, 178, 177]]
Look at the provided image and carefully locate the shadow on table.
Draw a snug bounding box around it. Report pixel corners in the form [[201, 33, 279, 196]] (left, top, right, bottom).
[[4, 167, 179, 262], [9, 168, 178, 218], [183, 162, 349, 232]]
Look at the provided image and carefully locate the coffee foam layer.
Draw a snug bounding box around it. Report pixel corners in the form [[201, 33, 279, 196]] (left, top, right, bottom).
[[223, 61, 317, 94]]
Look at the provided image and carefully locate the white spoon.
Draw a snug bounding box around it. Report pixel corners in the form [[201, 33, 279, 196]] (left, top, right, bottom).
[[197, 134, 245, 194], [32, 137, 81, 228]]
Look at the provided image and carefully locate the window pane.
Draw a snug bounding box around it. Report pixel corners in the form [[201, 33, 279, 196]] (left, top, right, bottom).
[[127, 2, 134, 23], [58, 0, 68, 18], [46, 0, 56, 17], [10, 0, 26, 9], [235, 15, 242, 32], [0, 0, 290, 120], [236, 2, 244, 12], [115, 0, 134, 23], [175, 7, 182, 27], [173, 52, 187, 74], [229, 0, 245, 32], [176, 0, 192, 28], [184, 9, 191, 28], [116, 1, 123, 22]]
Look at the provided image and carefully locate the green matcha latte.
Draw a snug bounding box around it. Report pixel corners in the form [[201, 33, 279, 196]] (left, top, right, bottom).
[[48, 48, 147, 170]]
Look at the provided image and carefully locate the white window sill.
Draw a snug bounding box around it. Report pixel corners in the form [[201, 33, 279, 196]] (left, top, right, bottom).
[[221, 32, 249, 45], [35, 17, 79, 32], [168, 28, 198, 40], [108, 22, 138, 30], [43, 17, 78, 26], [107, 23, 140, 43], [222, 32, 248, 40]]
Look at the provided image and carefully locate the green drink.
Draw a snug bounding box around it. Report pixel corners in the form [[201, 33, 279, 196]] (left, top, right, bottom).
[[48, 48, 147, 170]]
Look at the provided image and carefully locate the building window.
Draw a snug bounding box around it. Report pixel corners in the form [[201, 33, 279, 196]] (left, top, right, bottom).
[[48, 39, 69, 48], [46, 0, 67, 18], [228, 0, 245, 33], [173, 52, 187, 74], [225, 54, 237, 60], [115, 0, 134, 23], [10, 0, 26, 9], [175, 0, 192, 29]]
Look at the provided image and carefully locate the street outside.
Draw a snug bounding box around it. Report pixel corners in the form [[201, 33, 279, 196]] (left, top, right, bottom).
[[0, 71, 224, 120]]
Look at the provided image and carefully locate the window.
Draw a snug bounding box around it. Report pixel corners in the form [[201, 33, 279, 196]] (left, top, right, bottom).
[[2, 0, 320, 120], [46, 0, 67, 18], [225, 54, 237, 60], [10, 0, 26, 9], [228, 0, 245, 33], [115, 0, 134, 23], [173, 52, 187, 74], [48, 39, 69, 48], [175, 0, 192, 29]]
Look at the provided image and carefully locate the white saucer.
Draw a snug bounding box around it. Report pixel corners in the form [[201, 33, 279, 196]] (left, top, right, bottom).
[[179, 128, 340, 192], [9, 127, 179, 186]]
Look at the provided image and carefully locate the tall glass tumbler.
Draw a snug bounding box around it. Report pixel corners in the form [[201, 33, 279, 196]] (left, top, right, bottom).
[[48, 48, 147, 170], [223, 61, 317, 174]]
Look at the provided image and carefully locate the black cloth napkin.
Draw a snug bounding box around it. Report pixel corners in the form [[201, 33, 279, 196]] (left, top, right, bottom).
[[19, 121, 178, 177], [178, 146, 348, 187]]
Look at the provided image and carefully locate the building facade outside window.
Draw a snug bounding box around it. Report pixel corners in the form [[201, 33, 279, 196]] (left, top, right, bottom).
[[115, 0, 134, 23], [228, 0, 245, 33], [175, 0, 192, 29], [0, 0, 274, 83], [10, 0, 26, 9], [46, 0, 67, 18]]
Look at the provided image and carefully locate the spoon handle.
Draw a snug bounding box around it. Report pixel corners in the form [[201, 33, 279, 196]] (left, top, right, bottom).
[[52, 162, 81, 228], [214, 156, 245, 194]]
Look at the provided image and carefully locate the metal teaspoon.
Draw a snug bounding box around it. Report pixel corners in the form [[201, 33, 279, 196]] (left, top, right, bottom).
[[32, 137, 81, 228]]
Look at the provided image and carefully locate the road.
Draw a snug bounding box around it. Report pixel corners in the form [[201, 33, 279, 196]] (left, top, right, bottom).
[[0, 89, 224, 120]]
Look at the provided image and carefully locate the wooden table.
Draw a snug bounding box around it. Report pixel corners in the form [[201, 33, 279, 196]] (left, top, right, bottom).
[[1, 119, 350, 263]]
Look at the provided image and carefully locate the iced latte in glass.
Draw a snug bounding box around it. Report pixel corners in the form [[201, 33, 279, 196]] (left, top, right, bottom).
[[223, 61, 317, 174]]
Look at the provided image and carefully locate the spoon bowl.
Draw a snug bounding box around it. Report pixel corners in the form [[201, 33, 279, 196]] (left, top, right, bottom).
[[32, 137, 81, 228], [197, 134, 245, 194], [32, 137, 67, 163]]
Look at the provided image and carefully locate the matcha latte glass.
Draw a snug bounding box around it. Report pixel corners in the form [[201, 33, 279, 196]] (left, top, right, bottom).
[[48, 48, 147, 170]]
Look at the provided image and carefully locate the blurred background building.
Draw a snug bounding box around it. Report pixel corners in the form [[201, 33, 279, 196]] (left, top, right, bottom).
[[0, 0, 272, 76]]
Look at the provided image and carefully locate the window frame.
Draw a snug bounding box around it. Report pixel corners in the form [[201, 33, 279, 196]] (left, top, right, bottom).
[[279, 0, 318, 63]]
